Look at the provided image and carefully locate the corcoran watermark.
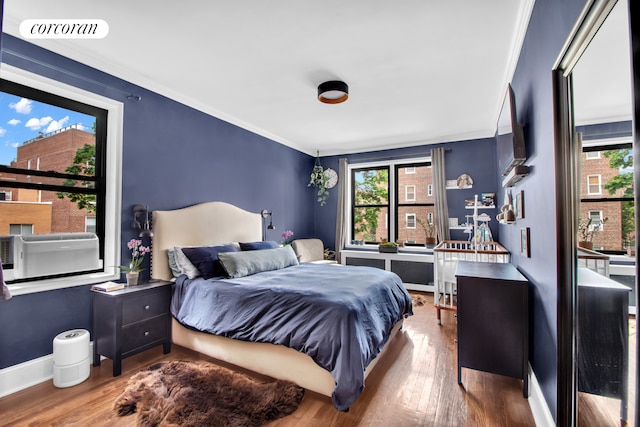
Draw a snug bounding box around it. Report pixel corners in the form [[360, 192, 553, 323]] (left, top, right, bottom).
[[19, 19, 109, 39]]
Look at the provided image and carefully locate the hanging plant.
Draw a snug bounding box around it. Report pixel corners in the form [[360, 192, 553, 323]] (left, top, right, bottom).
[[308, 151, 330, 206]]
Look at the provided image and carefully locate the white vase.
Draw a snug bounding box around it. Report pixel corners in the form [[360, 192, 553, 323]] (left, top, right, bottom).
[[126, 272, 139, 286]]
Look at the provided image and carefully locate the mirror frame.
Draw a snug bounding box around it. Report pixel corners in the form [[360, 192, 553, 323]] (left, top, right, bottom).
[[553, 0, 638, 425]]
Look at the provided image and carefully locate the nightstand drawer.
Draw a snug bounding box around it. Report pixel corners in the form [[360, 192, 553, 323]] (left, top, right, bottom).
[[121, 315, 169, 353], [122, 291, 168, 325]]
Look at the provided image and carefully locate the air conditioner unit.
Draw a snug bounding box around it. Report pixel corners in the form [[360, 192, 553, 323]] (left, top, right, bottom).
[[13, 233, 100, 279]]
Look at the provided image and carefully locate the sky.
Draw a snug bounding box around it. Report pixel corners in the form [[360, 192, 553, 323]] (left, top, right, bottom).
[[0, 91, 95, 165]]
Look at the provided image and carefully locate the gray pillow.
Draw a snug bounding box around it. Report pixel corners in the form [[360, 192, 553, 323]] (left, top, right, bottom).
[[218, 245, 299, 278]]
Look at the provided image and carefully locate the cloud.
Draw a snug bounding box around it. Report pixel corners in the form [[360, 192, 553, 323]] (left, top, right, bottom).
[[0, 127, 5, 137], [7, 119, 21, 126], [25, 116, 53, 131], [45, 116, 70, 133], [9, 98, 32, 114]]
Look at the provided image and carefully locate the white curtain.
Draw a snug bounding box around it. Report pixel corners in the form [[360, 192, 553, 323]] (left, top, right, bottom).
[[334, 158, 349, 263], [431, 148, 450, 242]]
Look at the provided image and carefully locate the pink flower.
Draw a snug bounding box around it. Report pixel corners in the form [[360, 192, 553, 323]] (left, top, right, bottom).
[[120, 239, 149, 273], [281, 230, 294, 245]]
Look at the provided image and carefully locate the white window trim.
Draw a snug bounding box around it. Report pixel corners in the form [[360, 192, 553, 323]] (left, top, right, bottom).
[[588, 210, 605, 231], [1, 64, 123, 296], [586, 174, 602, 195], [405, 185, 416, 201], [406, 213, 416, 229], [427, 183, 433, 197], [346, 156, 430, 248], [585, 151, 600, 159], [405, 167, 416, 174]]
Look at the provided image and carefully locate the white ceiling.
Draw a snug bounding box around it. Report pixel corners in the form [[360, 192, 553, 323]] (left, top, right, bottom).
[[4, 1, 537, 156]]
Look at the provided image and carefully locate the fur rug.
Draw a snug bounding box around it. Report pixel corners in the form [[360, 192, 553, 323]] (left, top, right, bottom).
[[114, 360, 304, 427], [411, 293, 427, 307]]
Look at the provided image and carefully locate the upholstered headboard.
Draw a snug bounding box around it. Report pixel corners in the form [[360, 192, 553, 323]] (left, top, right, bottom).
[[151, 201, 262, 280]]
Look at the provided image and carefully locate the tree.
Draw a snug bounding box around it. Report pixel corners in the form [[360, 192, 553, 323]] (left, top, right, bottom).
[[603, 148, 635, 246], [56, 143, 96, 212], [354, 169, 388, 241], [603, 149, 633, 196]]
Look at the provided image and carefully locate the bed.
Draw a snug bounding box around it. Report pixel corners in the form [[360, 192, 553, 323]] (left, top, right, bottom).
[[151, 201, 412, 410]]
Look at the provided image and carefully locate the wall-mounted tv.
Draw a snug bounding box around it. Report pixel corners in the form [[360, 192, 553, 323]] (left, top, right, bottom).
[[496, 83, 526, 176]]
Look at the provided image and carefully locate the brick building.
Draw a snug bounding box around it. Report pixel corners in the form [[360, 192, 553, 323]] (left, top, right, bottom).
[[579, 150, 627, 250], [0, 125, 95, 236]]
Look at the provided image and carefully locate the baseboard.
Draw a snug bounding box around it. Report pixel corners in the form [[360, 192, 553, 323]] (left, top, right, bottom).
[[0, 342, 94, 399], [528, 363, 555, 427]]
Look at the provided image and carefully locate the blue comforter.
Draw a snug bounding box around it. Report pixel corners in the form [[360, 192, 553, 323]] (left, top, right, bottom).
[[171, 263, 413, 410]]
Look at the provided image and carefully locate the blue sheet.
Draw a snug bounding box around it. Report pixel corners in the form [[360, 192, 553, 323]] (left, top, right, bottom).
[[171, 263, 413, 410]]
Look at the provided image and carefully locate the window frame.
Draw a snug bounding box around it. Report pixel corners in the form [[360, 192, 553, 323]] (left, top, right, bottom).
[[346, 156, 432, 248], [586, 174, 602, 195], [1, 64, 123, 296]]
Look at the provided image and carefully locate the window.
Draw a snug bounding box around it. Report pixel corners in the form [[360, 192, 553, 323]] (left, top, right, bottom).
[[406, 213, 416, 228], [349, 158, 433, 246], [587, 174, 602, 195], [427, 183, 433, 197], [580, 143, 634, 252], [9, 224, 33, 235], [405, 185, 416, 201], [588, 211, 604, 231], [0, 65, 123, 294], [586, 151, 600, 159], [351, 166, 389, 243]]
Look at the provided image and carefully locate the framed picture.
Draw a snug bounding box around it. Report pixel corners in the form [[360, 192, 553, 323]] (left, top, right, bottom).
[[515, 190, 524, 219], [520, 227, 530, 257]]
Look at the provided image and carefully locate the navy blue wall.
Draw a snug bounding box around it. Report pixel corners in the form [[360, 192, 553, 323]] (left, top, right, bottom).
[[501, 0, 585, 420], [314, 138, 500, 250], [0, 34, 315, 369]]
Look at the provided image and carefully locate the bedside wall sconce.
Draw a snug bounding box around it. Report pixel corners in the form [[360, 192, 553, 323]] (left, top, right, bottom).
[[132, 204, 153, 238], [261, 209, 275, 241]]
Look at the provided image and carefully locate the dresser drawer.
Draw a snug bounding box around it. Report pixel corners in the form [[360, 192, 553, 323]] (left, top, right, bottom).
[[121, 315, 169, 353], [122, 290, 168, 325]]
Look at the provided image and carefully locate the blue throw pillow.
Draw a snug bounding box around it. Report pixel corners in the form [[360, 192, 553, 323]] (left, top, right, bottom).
[[239, 241, 280, 251], [218, 246, 299, 278], [182, 244, 238, 279]]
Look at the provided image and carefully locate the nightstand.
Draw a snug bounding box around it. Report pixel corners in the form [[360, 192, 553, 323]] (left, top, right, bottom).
[[92, 280, 172, 376]]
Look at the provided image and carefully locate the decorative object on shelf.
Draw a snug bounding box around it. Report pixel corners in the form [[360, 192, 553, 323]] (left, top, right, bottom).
[[260, 209, 275, 241], [119, 238, 150, 285], [480, 192, 496, 207], [520, 227, 530, 257], [378, 241, 399, 253], [317, 80, 348, 104], [308, 151, 330, 206], [456, 173, 473, 189], [281, 230, 294, 246], [132, 205, 153, 238], [445, 179, 460, 189], [578, 217, 608, 250], [514, 190, 524, 219], [497, 190, 516, 224]]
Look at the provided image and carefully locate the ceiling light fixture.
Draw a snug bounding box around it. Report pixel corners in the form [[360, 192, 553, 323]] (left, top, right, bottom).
[[318, 80, 348, 104]]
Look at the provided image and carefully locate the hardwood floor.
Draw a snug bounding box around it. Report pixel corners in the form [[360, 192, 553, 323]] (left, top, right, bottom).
[[0, 292, 537, 426]]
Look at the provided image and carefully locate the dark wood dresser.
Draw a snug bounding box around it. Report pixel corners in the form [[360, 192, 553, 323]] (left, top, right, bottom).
[[578, 267, 630, 421], [455, 261, 529, 397], [92, 280, 172, 376]]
